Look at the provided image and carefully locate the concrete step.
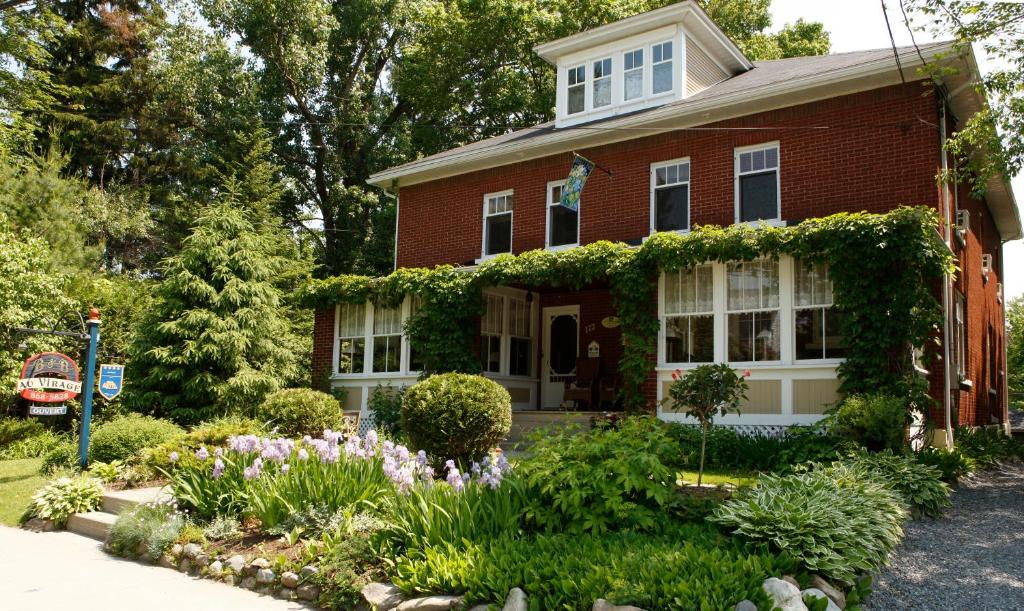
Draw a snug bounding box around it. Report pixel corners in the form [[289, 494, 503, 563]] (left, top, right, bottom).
[[66, 511, 118, 540], [100, 486, 170, 514]]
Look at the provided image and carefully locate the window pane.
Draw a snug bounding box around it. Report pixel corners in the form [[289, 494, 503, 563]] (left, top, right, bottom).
[[568, 84, 584, 114], [485, 213, 512, 255], [509, 298, 530, 337], [373, 335, 401, 372], [655, 184, 688, 231], [373, 304, 401, 335], [549, 205, 578, 247], [481, 294, 503, 334], [739, 171, 778, 222], [481, 335, 501, 373], [795, 260, 833, 307], [625, 69, 642, 100], [665, 315, 713, 363], [653, 61, 672, 94], [824, 309, 847, 359], [593, 58, 611, 78], [338, 338, 365, 374], [664, 269, 681, 313], [593, 77, 611, 107], [509, 337, 531, 376], [728, 311, 779, 361], [338, 302, 365, 337], [727, 260, 779, 311], [794, 308, 822, 360]]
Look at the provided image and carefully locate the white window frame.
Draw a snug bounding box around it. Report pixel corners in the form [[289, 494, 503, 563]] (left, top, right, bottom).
[[651, 39, 674, 96], [480, 288, 537, 379], [334, 302, 368, 375], [545, 180, 579, 251], [480, 293, 504, 374], [734, 142, 782, 225], [481, 189, 514, 260], [507, 296, 534, 378], [649, 157, 691, 235], [566, 64, 586, 115], [592, 57, 612, 109], [370, 302, 403, 374], [623, 47, 644, 102], [725, 258, 783, 365], [792, 260, 844, 363], [661, 264, 715, 365]]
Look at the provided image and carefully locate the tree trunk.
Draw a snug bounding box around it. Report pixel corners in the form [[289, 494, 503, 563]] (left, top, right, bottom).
[[698, 420, 708, 487]]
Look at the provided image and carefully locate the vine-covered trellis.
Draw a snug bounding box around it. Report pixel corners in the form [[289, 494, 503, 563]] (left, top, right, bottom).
[[299, 207, 954, 412]]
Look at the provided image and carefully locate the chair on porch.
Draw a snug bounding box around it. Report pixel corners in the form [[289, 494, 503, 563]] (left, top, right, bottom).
[[563, 357, 600, 409], [598, 374, 620, 410]]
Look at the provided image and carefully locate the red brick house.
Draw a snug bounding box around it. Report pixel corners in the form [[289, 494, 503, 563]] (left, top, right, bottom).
[[311, 2, 1019, 443]]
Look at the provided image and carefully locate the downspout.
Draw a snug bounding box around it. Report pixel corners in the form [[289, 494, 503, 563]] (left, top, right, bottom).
[[939, 101, 955, 448], [1000, 246, 1011, 435], [381, 181, 399, 271]]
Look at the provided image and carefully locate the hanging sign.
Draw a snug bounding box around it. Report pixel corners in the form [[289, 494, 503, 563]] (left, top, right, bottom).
[[17, 352, 81, 404], [98, 364, 125, 400]]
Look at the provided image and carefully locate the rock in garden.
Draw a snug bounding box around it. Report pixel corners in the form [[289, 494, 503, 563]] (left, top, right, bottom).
[[734, 601, 758, 611], [222, 574, 236, 587], [395, 595, 464, 611], [257, 586, 272, 597], [802, 588, 841, 611], [592, 599, 646, 611], [226, 555, 246, 573], [256, 568, 276, 584], [178, 558, 192, 574], [503, 587, 527, 611], [135, 541, 149, 557], [194, 554, 210, 568], [810, 575, 846, 609], [245, 557, 270, 576], [182, 543, 203, 559], [170, 543, 183, 556], [23, 518, 56, 532], [762, 578, 807, 611], [208, 560, 223, 574], [468, 606, 490, 611], [300, 565, 319, 579], [362, 582, 406, 610], [297, 584, 320, 601], [277, 588, 296, 600], [783, 575, 801, 589], [240, 576, 257, 590], [280, 571, 300, 588], [159, 554, 175, 569]]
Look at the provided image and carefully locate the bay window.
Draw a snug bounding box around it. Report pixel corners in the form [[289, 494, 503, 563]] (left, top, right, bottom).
[[547, 181, 579, 249], [736, 143, 780, 223], [567, 65, 585, 115], [483, 191, 513, 257], [664, 265, 713, 363], [651, 159, 690, 232], [652, 41, 673, 94], [481, 293, 503, 373], [337, 302, 366, 374], [624, 48, 644, 101], [727, 259, 780, 362], [592, 58, 612, 108], [794, 260, 845, 360]]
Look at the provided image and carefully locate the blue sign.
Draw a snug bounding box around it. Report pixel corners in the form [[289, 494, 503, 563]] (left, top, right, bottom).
[[559, 154, 595, 212], [97, 364, 124, 400]]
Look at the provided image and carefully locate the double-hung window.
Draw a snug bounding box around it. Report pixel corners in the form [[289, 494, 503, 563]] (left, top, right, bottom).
[[407, 295, 425, 372], [652, 159, 690, 232], [337, 302, 366, 374], [794, 260, 845, 360], [546, 181, 578, 249], [480, 294, 503, 373], [955, 291, 966, 378], [727, 259, 780, 362], [567, 65, 585, 115], [652, 41, 673, 94], [592, 58, 612, 108], [664, 266, 714, 363], [483, 191, 513, 257], [623, 48, 644, 101], [508, 297, 532, 376], [372, 304, 402, 373], [736, 143, 780, 223]]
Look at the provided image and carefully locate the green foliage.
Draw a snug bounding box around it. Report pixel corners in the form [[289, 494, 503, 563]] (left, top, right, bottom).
[[711, 466, 907, 584], [391, 522, 800, 610], [829, 394, 908, 452], [0, 418, 44, 446], [143, 415, 264, 468], [41, 438, 81, 473], [955, 426, 1024, 468], [914, 446, 975, 484], [368, 385, 404, 439], [516, 416, 680, 533], [109, 502, 186, 561], [401, 374, 511, 466], [87, 461, 123, 483], [827, 451, 951, 518], [666, 423, 849, 474], [0, 427, 70, 460], [312, 512, 388, 610], [90, 414, 184, 463], [23, 476, 103, 527], [1008, 296, 1024, 406], [202, 515, 243, 541], [661, 364, 748, 485], [255, 388, 345, 437]]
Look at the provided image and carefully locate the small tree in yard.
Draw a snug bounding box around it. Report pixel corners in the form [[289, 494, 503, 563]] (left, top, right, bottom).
[[662, 364, 749, 486]]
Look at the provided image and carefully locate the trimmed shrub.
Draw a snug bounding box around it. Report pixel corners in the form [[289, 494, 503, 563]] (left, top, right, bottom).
[[23, 476, 103, 527], [90, 414, 184, 463], [401, 374, 511, 465], [829, 393, 907, 452], [915, 446, 974, 484], [665, 423, 849, 473], [828, 451, 951, 518], [255, 388, 345, 438], [711, 465, 907, 584], [109, 502, 185, 561], [143, 415, 264, 467], [0, 417, 44, 446]]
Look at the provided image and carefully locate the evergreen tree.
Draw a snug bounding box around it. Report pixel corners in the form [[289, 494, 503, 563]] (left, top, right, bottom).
[[127, 196, 300, 424]]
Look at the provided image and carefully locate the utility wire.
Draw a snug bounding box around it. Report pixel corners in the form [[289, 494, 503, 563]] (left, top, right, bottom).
[[882, 0, 908, 85]]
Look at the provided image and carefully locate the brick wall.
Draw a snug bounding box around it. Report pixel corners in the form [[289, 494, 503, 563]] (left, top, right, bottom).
[[311, 309, 334, 392]]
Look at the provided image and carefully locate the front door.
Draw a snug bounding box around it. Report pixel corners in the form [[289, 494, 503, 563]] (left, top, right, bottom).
[[542, 306, 579, 408]]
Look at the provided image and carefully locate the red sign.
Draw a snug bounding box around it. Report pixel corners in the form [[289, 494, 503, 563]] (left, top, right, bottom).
[[17, 352, 81, 403]]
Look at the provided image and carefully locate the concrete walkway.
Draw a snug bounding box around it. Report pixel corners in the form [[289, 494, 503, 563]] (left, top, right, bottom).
[[0, 527, 309, 611]]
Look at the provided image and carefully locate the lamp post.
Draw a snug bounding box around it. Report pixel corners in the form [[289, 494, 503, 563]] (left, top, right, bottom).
[[78, 308, 101, 468]]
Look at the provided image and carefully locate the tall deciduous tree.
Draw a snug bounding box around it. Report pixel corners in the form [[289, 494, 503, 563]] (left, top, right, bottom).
[[1006, 295, 1024, 407]]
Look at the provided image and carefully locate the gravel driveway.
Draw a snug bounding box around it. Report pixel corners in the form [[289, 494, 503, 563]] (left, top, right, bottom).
[[867, 461, 1024, 610]]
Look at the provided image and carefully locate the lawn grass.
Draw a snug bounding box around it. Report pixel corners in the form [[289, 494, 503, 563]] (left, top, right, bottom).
[[0, 458, 47, 525], [675, 469, 758, 488]]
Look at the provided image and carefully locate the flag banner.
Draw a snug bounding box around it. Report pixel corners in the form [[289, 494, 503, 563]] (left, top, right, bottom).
[[560, 154, 595, 211], [98, 364, 125, 400]]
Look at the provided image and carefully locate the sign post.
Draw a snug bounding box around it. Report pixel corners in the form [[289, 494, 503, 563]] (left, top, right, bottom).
[[78, 309, 101, 469]]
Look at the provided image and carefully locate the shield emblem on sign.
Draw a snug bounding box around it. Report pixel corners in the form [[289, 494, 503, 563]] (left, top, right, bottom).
[[98, 364, 124, 400]]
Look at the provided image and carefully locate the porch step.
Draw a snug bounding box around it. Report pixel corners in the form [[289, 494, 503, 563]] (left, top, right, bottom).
[[66, 511, 118, 540], [100, 486, 171, 514]]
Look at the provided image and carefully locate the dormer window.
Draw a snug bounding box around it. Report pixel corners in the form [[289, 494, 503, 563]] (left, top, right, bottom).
[[652, 41, 673, 94], [593, 58, 612, 108], [624, 48, 644, 101], [567, 65, 586, 115]]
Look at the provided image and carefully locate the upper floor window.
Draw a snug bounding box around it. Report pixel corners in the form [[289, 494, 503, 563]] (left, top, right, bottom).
[[481, 294, 503, 373], [664, 265, 714, 364], [652, 41, 673, 95], [547, 181, 579, 249], [727, 259, 780, 362], [736, 143, 780, 223], [372, 303, 402, 373], [337, 302, 366, 374], [623, 48, 644, 101], [567, 65, 586, 115], [794, 260, 845, 360], [592, 58, 612, 108], [651, 159, 690, 233], [483, 191, 513, 257]]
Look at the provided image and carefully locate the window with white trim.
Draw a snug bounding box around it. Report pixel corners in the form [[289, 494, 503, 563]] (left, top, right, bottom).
[[592, 57, 612, 108], [508, 297, 532, 376], [736, 144, 780, 223], [623, 48, 644, 101], [480, 294, 503, 373], [567, 65, 585, 115], [793, 260, 845, 360], [483, 191, 513, 257], [371, 303, 402, 373], [546, 181, 578, 249], [337, 302, 366, 374], [664, 266, 713, 363], [652, 159, 690, 232], [652, 41, 673, 94], [955, 291, 966, 378], [727, 259, 780, 362]]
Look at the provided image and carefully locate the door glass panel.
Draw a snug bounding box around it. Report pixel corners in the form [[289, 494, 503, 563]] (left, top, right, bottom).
[[549, 314, 578, 375]]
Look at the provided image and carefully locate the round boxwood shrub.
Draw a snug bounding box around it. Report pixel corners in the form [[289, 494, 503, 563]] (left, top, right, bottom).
[[828, 393, 907, 452], [90, 414, 184, 463], [255, 388, 345, 437], [401, 373, 511, 465]]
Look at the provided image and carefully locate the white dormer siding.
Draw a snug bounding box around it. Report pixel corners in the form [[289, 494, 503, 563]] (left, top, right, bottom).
[[686, 36, 729, 96]]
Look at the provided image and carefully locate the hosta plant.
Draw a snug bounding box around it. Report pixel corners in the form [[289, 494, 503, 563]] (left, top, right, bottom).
[[831, 451, 951, 518], [24, 476, 104, 527]]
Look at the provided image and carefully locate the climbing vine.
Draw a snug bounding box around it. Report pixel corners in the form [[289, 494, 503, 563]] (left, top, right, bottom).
[[298, 207, 954, 412]]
